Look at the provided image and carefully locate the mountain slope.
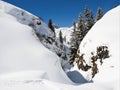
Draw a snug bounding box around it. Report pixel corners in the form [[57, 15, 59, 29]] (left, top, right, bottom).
[[0, 0, 68, 69], [0, 0, 51, 36], [74, 6, 120, 83], [0, 1, 72, 84]]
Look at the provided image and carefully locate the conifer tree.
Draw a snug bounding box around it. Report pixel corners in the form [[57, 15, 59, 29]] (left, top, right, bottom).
[[78, 13, 86, 42], [69, 22, 78, 64], [84, 7, 95, 30], [70, 21, 78, 48], [59, 30, 63, 44], [96, 7, 104, 21], [88, 11, 95, 29], [48, 19, 55, 37], [73, 21, 76, 31]]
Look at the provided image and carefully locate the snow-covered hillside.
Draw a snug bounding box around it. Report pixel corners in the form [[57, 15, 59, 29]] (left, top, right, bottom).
[[0, 1, 72, 84], [73, 5, 120, 84], [0, 0, 119, 90], [0, 1, 51, 36], [0, 1, 67, 63]]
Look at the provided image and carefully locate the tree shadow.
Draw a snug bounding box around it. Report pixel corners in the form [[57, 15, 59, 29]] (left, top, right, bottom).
[[67, 70, 92, 84]]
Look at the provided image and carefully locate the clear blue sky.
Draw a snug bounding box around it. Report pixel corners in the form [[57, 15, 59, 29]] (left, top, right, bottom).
[[4, 0, 120, 27]]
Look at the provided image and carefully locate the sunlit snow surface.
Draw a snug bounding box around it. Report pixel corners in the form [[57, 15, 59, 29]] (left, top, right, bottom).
[[0, 1, 119, 90]]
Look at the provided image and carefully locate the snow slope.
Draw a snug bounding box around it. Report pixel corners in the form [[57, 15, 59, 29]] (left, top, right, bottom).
[[0, 0, 68, 70], [0, 1, 72, 84], [0, 0, 51, 36], [75, 5, 120, 83]]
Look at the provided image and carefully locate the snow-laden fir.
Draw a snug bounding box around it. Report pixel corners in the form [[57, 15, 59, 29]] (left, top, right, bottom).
[[0, 1, 119, 90]]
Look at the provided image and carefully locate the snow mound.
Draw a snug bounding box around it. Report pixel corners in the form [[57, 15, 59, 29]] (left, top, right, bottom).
[[76, 6, 120, 82], [0, 71, 48, 80], [0, 1, 72, 84]]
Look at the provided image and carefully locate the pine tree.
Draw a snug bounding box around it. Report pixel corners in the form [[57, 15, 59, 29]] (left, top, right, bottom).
[[69, 22, 78, 64], [48, 19, 55, 37], [70, 21, 77, 47], [70, 17, 86, 65], [59, 30, 63, 44], [88, 10, 95, 29], [84, 7, 95, 30], [84, 7, 89, 23], [96, 7, 104, 21], [78, 13, 86, 42], [73, 21, 76, 31]]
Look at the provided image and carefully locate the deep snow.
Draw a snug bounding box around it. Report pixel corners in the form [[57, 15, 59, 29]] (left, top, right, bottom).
[[0, 0, 119, 90]]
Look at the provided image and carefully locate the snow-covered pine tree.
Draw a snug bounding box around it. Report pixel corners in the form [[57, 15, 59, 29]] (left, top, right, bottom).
[[96, 7, 104, 21], [70, 14, 87, 65], [84, 7, 95, 30], [69, 21, 78, 65], [88, 11, 95, 29], [77, 13, 86, 42], [48, 19, 56, 37], [59, 30, 63, 44]]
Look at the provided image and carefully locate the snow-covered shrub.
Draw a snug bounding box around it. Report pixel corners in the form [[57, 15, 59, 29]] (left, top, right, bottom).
[[91, 45, 110, 78], [75, 45, 110, 78], [96, 46, 110, 65], [75, 51, 91, 71]]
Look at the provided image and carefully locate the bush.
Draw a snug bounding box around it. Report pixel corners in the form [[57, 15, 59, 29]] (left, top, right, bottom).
[[75, 45, 110, 78], [91, 45, 110, 78], [96, 46, 110, 65], [76, 53, 91, 71]]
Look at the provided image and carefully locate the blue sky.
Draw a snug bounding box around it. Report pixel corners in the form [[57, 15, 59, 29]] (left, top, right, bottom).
[[4, 0, 120, 27]]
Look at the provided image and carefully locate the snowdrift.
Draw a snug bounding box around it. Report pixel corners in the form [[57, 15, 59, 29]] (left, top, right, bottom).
[[76, 6, 120, 82], [0, 1, 72, 84]]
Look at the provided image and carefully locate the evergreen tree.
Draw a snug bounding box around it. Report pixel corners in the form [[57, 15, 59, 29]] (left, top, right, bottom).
[[84, 6, 89, 23], [70, 16, 86, 65], [88, 11, 95, 29], [96, 7, 104, 21], [69, 22, 78, 64], [73, 21, 76, 31], [70, 21, 77, 47], [48, 19, 55, 37], [59, 30, 63, 44], [84, 7, 95, 30], [78, 13, 86, 42], [69, 7, 96, 65]]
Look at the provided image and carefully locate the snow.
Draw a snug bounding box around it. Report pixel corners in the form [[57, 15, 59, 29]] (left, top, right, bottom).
[[73, 5, 120, 86], [55, 27, 72, 45], [0, 1, 72, 84], [0, 0, 52, 36], [55, 27, 73, 62], [0, 79, 115, 90], [0, 0, 119, 90]]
